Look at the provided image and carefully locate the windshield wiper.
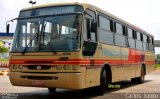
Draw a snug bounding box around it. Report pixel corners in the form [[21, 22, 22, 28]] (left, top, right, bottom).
[[39, 22, 57, 54], [21, 32, 40, 54]]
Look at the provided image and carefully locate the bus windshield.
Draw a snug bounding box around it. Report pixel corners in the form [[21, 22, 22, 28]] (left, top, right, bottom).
[[12, 14, 82, 52]]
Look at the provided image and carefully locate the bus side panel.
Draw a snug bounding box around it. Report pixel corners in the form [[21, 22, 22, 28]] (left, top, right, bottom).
[[85, 68, 101, 88], [100, 44, 123, 82], [122, 48, 136, 80], [146, 52, 155, 74], [135, 50, 144, 77]]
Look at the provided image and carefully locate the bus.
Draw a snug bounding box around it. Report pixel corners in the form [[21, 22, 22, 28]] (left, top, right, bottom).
[[7, 2, 155, 95]]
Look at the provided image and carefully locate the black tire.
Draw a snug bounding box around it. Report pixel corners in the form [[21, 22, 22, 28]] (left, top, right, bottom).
[[138, 66, 145, 83], [131, 66, 145, 84], [48, 88, 56, 94], [98, 69, 107, 95], [131, 77, 137, 83]]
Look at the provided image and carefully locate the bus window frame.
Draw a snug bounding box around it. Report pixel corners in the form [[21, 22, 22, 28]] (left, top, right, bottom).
[[114, 21, 128, 47], [127, 27, 136, 49], [98, 15, 115, 45], [84, 8, 97, 42]]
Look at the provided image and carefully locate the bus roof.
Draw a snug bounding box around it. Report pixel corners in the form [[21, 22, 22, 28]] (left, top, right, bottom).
[[21, 2, 153, 37], [21, 2, 83, 11]]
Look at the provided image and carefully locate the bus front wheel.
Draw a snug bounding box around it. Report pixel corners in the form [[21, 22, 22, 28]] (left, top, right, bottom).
[[98, 69, 107, 95], [48, 88, 56, 93]]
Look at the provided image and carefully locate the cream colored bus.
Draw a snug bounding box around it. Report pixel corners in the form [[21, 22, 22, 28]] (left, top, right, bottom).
[[7, 2, 155, 95]]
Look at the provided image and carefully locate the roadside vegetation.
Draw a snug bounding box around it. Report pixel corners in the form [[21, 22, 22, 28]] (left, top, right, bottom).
[[0, 58, 8, 62], [0, 47, 9, 63], [155, 54, 160, 68], [0, 47, 9, 53], [155, 64, 160, 68]]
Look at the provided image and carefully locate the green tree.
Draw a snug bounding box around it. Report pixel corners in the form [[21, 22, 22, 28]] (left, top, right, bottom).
[[0, 46, 9, 53]]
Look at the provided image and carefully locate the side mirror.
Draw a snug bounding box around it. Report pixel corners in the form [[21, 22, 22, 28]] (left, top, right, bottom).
[[6, 24, 10, 34], [6, 18, 17, 34], [86, 19, 91, 40]]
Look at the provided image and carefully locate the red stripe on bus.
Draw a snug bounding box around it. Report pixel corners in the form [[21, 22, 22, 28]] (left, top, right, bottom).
[[10, 59, 155, 66]]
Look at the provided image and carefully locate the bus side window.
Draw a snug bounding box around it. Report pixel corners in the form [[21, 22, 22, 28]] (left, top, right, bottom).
[[147, 36, 150, 51], [83, 9, 97, 56], [114, 22, 127, 47], [149, 37, 154, 51], [127, 28, 136, 48], [86, 19, 97, 41], [98, 15, 114, 44]]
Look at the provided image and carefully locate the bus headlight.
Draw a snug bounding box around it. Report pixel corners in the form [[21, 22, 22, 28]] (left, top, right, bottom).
[[13, 65, 18, 70], [18, 65, 23, 70], [63, 65, 70, 70], [56, 65, 63, 70]]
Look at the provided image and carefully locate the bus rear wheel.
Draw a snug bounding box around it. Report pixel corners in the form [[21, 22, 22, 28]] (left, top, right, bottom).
[[138, 66, 145, 83], [131, 66, 145, 84], [48, 88, 56, 93]]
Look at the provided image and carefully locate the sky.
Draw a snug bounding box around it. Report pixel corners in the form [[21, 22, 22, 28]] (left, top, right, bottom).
[[0, 0, 160, 53]]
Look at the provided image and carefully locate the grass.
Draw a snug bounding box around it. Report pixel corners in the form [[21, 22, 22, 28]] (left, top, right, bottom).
[[155, 64, 160, 68], [0, 58, 8, 63]]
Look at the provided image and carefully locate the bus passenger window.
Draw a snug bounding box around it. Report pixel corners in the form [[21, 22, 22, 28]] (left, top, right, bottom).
[[115, 23, 123, 35], [98, 15, 114, 44], [136, 32, 141, 40], [140, 33, 143, 41]]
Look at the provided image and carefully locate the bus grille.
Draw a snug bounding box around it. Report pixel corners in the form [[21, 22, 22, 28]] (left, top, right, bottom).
[[21, 76, 57, 80], [27, 65, 51, 70]]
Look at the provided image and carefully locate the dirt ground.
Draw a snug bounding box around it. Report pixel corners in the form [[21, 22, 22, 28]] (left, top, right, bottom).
[[0, 68, 160, 99]]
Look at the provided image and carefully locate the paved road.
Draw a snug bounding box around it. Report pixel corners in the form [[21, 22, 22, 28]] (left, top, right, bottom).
[[0, 68, 160, 99]]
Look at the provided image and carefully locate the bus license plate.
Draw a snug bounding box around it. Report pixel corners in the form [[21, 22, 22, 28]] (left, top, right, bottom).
[[32, 81, 45, 86]]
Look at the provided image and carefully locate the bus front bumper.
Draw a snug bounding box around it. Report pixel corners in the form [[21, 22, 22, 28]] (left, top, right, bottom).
[[9, 72, 84, 89]]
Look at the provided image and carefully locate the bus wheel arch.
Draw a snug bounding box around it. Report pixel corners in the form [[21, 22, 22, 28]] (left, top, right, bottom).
[[140, 64, 146, 83], [142, 63, 146, 75], [97, 64, 112, 95], [102, 64, 112, 84], [131, 64, 146, 84]]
